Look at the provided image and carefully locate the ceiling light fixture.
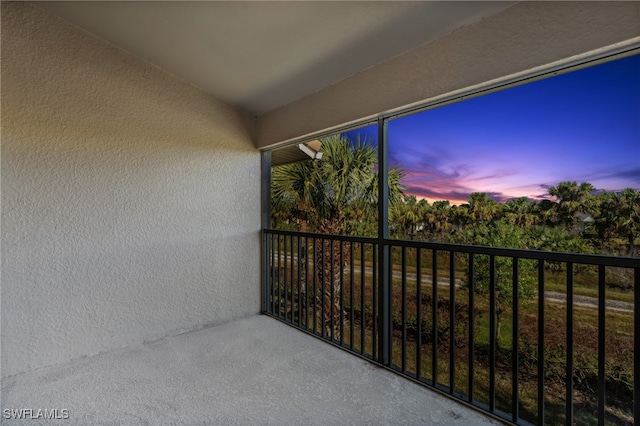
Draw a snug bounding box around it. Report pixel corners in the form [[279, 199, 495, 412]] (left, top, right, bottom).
[[298, 143, 323, 160]]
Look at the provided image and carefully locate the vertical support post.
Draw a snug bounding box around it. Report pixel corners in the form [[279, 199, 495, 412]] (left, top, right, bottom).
[[377, 117, 391, 366], [261, 151, 272, 313]]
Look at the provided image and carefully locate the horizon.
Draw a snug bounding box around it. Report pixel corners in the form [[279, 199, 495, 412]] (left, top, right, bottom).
[[343, 54, 640, 205]]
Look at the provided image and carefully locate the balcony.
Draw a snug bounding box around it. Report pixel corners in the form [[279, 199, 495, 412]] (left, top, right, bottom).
[[2, 231, 636, 426], [2, 315, 499, 425], [2, 2, 639, 426]]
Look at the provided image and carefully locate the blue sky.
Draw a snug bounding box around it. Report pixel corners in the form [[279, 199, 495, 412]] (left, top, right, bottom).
[[344, 54, 640, 204]]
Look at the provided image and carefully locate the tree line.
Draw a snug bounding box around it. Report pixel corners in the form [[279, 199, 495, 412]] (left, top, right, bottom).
[[391, 184, 639, 257], [272, 135, 639, 257]]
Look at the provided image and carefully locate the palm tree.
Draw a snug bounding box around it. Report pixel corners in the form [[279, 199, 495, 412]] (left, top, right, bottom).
[[467, 192, 500, 223], [390, 195, 428, 239], [548, 181, 595, 232], [427, 200, 453, 238], [504, 197, 537, 227], [450, 203, 470, 233], [271, 134, 405, 337], [592, 191, 619, 248], [271, 160, 318, 232], [615, 188, 640, 255], [537, 199, 558, 227]]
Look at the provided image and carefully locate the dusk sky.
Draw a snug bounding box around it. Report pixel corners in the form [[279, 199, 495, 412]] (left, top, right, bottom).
[[344, 54, 639, 205]]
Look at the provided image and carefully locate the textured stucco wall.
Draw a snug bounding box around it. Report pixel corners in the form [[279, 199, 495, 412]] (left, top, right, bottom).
[[1, 2, 260, 378], [257, 1, 640, 148]]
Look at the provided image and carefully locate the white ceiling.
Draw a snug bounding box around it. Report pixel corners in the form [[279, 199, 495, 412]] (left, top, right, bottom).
[[37, 1, 513, 116]]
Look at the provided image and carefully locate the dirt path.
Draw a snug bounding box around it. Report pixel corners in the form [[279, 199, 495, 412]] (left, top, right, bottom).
[[275, 255, 634, 313], [367, 266, 634, 313], [544, 291, 633, 313]]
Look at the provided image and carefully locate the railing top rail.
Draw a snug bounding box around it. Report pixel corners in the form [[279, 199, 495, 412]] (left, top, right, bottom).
[[264, 228, 377, 244], [264, 228, 640, 268]]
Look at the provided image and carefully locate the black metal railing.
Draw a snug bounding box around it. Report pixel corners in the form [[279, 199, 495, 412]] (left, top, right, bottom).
[[262, 228, 639, 425]]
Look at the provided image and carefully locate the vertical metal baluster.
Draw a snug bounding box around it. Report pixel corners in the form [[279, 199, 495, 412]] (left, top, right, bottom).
[[330, 239, 335, 341], [566, 262, 574, 426], [450, 251, 456, 394], [284, 236, 288, 320], [361, 243, 366, 356], [388, 246, 393, 365], [290, 235, 295, 323], [373, 244, 378, 360], [469, 253, 475, 403], [262, 233, 267, 313], [350, 242, 355, 350], [416, 248, 422, 381], [305, 236, 310, 330], [297, 235, 302, 327], [598, 265, 606, 426], [538, 260, 545, 425], [402, 246, 407, 373], [489, 255, 496, 412], [433, 250, 438, 387], [284, 235, 288, 320], [271, 233, 276, 315], [278, 235, 282, 318], [512, 257, 520, 423], [340, 240, 345, 346], [634, 267, 639, 426], [321, 238, 326, 338], [313, 238, 318, 334]]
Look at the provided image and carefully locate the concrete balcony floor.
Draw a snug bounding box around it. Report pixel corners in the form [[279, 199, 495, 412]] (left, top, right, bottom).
[[2, 315, 499, 425]]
